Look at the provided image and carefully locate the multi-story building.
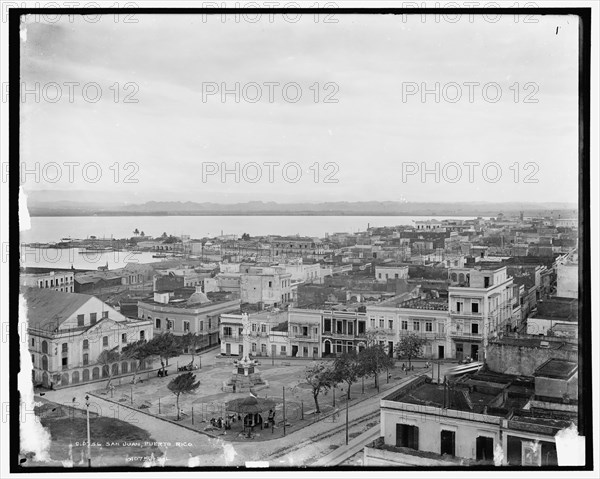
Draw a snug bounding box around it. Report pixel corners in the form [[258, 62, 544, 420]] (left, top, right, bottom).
[[448, 266, 517, 362], [21, 270, 75, 293], [556, 250, 578, 299], [270, 236, 325, 259], [288, 308, 322, 358], [240, 267, 296, 308], [138, 288, 240, 349], [219, 310, 287, 357], [321, 309, 367, 357], [24, 287, 153, 389]]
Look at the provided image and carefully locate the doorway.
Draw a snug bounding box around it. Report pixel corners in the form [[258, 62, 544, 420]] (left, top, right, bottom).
[[438, 345, 445, 359], [456, 343, 463, 361], [476, 436, 494, 461], [226, 343, 231, 355], [292, 345, 298, 357], [471, 344, 479, 361]]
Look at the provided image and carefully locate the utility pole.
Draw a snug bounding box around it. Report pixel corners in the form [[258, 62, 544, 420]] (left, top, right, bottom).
[[283, 386, 286, 437], [333, 386, 335, 408], [345, 395, 349, 445], [85, 395, 92, 468]]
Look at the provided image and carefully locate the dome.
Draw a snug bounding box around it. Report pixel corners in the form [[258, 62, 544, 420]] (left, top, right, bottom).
[[187, 291, 211, 305]]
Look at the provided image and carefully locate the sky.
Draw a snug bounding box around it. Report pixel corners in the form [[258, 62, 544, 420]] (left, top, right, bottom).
[[19, 12, 580, 205]]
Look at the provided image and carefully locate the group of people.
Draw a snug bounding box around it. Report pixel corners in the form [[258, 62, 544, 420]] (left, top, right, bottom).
[[210, 415, 235, 430], [401, 363, 415, 374]]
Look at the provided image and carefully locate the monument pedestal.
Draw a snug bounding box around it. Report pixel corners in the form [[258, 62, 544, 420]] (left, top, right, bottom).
[[222, 356, 269, 393]]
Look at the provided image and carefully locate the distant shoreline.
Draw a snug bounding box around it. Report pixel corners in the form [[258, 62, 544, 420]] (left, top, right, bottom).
[[27, 210, 576, 218]]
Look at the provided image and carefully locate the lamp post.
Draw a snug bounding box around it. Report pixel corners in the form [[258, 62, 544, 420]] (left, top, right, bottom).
[[85, 394, 91, 468]]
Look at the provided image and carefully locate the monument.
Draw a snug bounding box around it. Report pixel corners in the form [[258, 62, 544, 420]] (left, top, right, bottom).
[[222, 313, 269, 393]]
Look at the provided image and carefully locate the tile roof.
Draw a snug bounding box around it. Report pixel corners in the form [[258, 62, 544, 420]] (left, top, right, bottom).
[[21, 287, 93, 329]]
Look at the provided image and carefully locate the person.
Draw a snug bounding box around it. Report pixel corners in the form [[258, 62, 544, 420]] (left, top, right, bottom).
[[267, 409, 274, 427], [411, 364, 414, 371], [402, 363, 406, 371]]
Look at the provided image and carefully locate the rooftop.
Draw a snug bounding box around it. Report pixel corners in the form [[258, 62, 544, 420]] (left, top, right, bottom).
[[535, 298, 578, 321], [394, 297, 449, 311], [534, 358, 578, 380], [22, 287, 94, 329]]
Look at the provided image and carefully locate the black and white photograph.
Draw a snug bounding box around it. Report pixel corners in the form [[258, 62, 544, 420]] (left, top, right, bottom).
[[2, 2, 598, 477]]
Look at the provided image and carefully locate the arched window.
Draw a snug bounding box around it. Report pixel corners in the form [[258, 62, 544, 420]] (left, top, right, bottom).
[[450, 273, 457, 282], [83, 339, 89, 350], [42, 355, 48, 371], [458, 273, 465, 284], [41, 341, 48, 354]]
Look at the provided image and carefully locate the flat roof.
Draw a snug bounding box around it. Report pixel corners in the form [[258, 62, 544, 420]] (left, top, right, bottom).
[[534, 358, 578, 379]]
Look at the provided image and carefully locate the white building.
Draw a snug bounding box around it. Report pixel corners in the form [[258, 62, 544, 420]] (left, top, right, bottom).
[[21, 270, 75, 293], [24, 287, 153, 389], [375, 264, 409, 283]]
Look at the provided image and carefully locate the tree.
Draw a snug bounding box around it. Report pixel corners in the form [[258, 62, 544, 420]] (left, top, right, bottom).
[[395, 334, 429, 368], [358, 344, 395, 392], [167, 372, 200, 420], [121, 339, 151, 383], [162, 232, 168, 238], [332, 351, 361, 400], [146, 333, 182, 373], [133, 228, 139, 236], [179, 333, 204, 366], [140, 231, 145, 237], [304, 362, 336, 414], [97, 346, 120, 390], [241, 233, 250, 241]]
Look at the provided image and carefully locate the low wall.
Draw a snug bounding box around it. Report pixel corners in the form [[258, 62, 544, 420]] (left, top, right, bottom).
[[487, 342, 577, 376], [363, 446, 457, 466]]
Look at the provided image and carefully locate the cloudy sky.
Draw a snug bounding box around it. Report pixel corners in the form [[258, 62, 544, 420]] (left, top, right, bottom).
[[20, 12, 579, 205]]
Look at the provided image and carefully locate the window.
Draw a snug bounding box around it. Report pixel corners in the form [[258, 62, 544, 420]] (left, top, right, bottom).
[[252, 343, 257, 352], [83, 339, 89, 350], [396, 424, 419, 450], [425, 322, 432, 332], [261, 344, 267, 353], [293, 326, 298, 334], [395, 273, 399, 279], [102, 336, 108, 347], [281, 345, 287, 355], [440, 430, 456, 456], [471, 302, 479, 313], [200, 321, 204, 331], [252, 323, 256, 332], [140, 330, 145, 340], [347, 322, 353, 335], [102, 311, 109, 319], [183, 321, 190, 332], [456, 302, 462, 312], [302, 326, 308, 336], [402, 320, 408, 330], [166, 320, 172, 330], [413, 321, 420, 332], [388, 320, 394, 330], [378, 273, 382, 279], [31, 354, 35, 364], [223, 326, 232, 337], [156, 318, 161, 329], [62, 357, 68, 370], [77, 314, 84, 327], [83, 353, 89, 365], [471, 323, 479, 334], [42, 341, 48, 354], [31, 338, 35, 347], [268, 281, 272, 288], [358, 321, 365, 334], [62, 343, 68, 353], [370, 318, 376, 328], [261, 324, 267, 333], [121, 333, 127, 343], [90, 313, 97, 325], [313, 347, 318, 357]]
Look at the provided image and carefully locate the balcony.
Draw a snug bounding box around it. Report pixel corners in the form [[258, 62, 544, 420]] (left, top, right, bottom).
[[449, 330, 482, 340], [450, 310, 482, 317], [221, 335, 242, 342]]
